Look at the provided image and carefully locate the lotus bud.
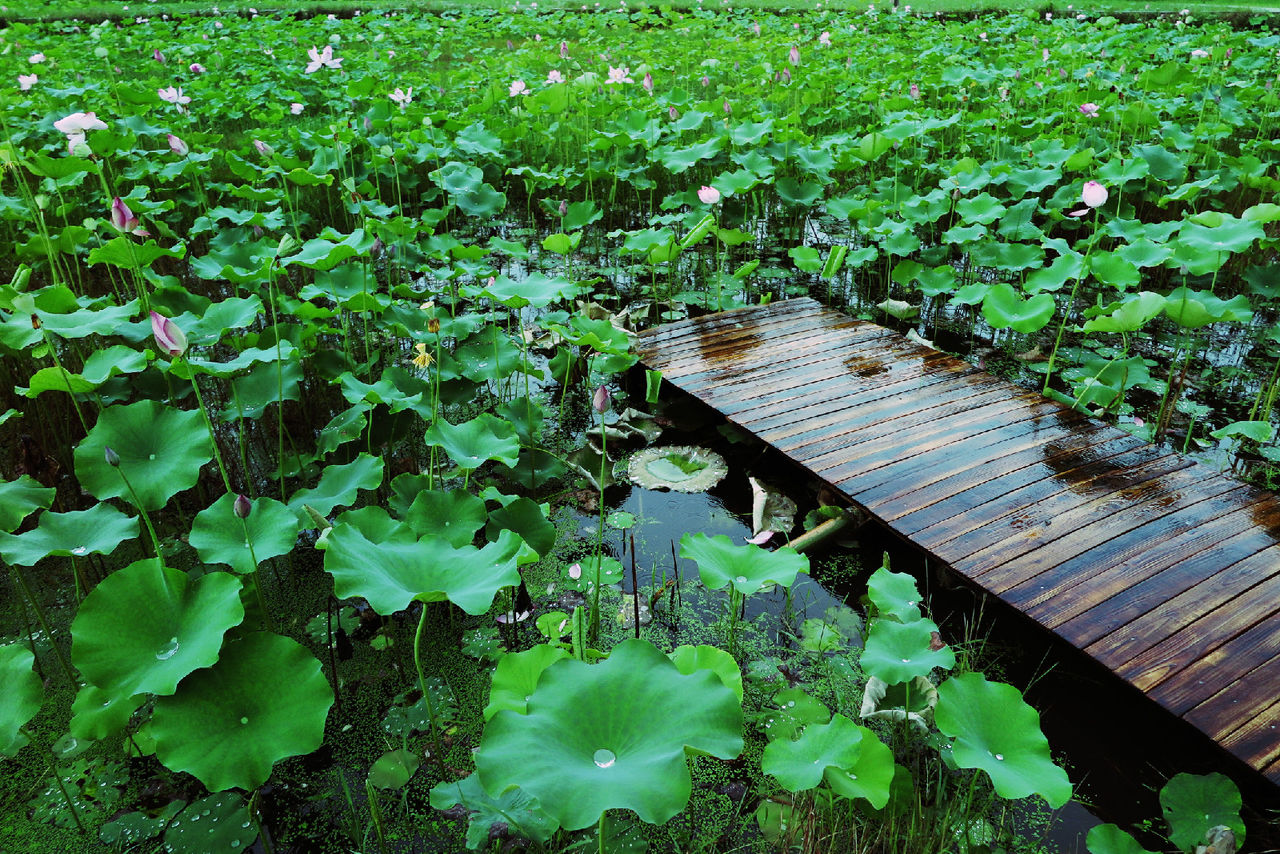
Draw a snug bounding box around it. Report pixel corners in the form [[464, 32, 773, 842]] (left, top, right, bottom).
[[110, 197, 136, 232], [697, 185, 721, 205], [303, 504, 330, 530], [643, 71, 653, 93], [154, 48, 165, 63], [105, 446, 121, 467], [1081, 180, 1108, 209], [669, 106, 680, 120], [592, 385, 611, 414], [233, 494, 252, 519], [149, 310, 188, 358], [560, 40, 569, 59], [253, 138, 272, 156], [167, 133, 188, 156], [558, 199, 568, 217]]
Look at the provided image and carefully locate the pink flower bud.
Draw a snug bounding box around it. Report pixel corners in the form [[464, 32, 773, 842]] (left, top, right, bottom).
[[233, 494, 252, 519], [669, 106, 680, 120], [154, 49, 165, 64], [1081, 180, 1108, 209], [592, 385, 611, 414], [104, 447, 120, 467], [110, 197, 135, 232], [697, 185, 720, 205], [149, 310, 188, 358], [788, 45, 800, 65], [560, 40, 569, 59], [253, 139, 272, 156], [166, 133, 188, 156], [643, 71, 653, 93], [558, 199, 568, 217]]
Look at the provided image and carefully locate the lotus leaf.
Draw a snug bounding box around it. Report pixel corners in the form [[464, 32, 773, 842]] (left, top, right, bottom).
[[0, 475, 55, 532], [868, 566, 925, 622], [981, 284, 1056, 334], [862, 618, 953, 684], [0, 644, 42, 758], [163, 793, 256, 853], [934, 672, 1072, 808], [486, 496, 555, 559], [74, 401, 213, 511], [288, 453, 385, 524], [324, 511, 523, 615], [476, 638, 743, 830], [403, 488, 487, 547], [628, 446, 726, 493], [72, 559, 244, 697], [669, 644, 744, 702], [860, 675, 938, 733], [1085, 824, 1158, 854], [152, 632, 333, 791], [189, 493, 299, 574], [0, 504, 138, 566], [429, 773, 559, 849], [762, 714, 893, 808], [425, 413, 520, 471], [679, 533, 807, 595], [750, 476, 797, 537], [69, 684, 145, 741], [764, 688, 832, 740], [1159, 772, 1245, 851], [369, 749, 420, 789], [484, 644, 570, 720]]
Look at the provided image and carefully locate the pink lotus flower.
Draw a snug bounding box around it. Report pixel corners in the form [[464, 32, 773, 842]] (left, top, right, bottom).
[[1042, 48, 1050, 62], [54, 111, 108, 135], [669, 106, 680, 120], [18, 74, 37, 91], [1190, 48, 1209, 59], [819, 31, 832, 47], [389, 86, 412, 107], [1081, 180, 1108, 208], [157, 86, 190, 107], [788, 45, 800, 65], [290, 102, 304, 115], [189, 62, 206, 73], [605, 66, 632, 84], [509, 79, 528, 96], [723, 100, 732, 115], [253, 139, 273, 156], [698, 185, 721, 204], [1078, 102, 1100, 117], [909, 82, 920, 99], [305, 44, 342, 73], [592, 385, 611, 413], [546, 69, 564, 84], [28, 53, 45, 63], [752, 21, 760, 35], [642, 71, 653, 93], [700, 75, 710, 87], [153, 49, 165, 64], [166, 133, 188, 156], [111, 197, 143, 234], [150, 310, 188, 358]]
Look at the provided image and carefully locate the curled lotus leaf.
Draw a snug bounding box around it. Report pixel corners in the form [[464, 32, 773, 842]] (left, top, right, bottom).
[[628, 445, 727, 493], [476, 638, 743, 830], [859, 675, 938, 733], [152, 632, 333, 792]]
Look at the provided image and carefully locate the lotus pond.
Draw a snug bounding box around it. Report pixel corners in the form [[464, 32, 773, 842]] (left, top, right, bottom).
[[2, 2, 1280, 852]]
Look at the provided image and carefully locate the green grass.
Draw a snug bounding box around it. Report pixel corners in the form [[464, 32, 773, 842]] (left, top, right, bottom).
[[8, 0, 1280, 24]]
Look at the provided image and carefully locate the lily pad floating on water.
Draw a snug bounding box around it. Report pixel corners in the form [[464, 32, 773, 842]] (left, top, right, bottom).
[[628, 446, 727, 493]]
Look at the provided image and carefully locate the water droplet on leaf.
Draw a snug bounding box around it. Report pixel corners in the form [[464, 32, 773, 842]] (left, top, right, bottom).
[[593, 748, 616, 768]]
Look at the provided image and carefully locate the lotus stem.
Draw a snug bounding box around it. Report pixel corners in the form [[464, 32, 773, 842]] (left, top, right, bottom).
[[412, 604, 447, 766], [113, 466, 162, 559], [41, 745, 86, 835], [9, 566, 76, 687], [182, 363, 233, 494]]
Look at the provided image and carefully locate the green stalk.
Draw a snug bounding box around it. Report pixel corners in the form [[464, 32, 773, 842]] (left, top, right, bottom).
[[114, 466, 162, 559], [183, 363, 233, 494], [9, 567, 76, 686], [412, 604, 447, 766], [1042, 207, 1102, 394]]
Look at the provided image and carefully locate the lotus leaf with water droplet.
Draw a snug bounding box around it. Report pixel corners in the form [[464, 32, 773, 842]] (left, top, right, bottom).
[[934, 672, 1072, 808], [152, 632, 333, 792], [0, 503, 138, 566], [860, 619, 955, 685], [475, 637, 742, 830], [163, 792, 255, 852], [679, 532, 807, 595], [71, 558, 244, 698], [761, 713, 894, 808], [628, 445, 727, 493], [74, 400, 213, 511]]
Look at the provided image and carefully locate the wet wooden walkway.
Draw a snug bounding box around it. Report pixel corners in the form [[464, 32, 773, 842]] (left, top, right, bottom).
[[637, 297, 1280, 786]]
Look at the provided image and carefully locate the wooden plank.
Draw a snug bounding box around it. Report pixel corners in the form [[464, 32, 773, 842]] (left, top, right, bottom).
[[1198, 689, 1280, 773], [1115, 548, 1280, 693], [646, 317, 856, 380], [637, 299, 827, 350], [1091, 534, 1280, 671], [1183, 640, 1280, 749], [1030, 491, 1274, 643], [1149, 615, 1280, 717]]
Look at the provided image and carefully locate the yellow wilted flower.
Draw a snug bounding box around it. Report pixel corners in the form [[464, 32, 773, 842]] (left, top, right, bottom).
[[412, 342, 433, 368]]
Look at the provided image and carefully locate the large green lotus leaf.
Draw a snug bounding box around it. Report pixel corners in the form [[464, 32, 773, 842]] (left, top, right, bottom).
[[429, 773, 559, 848], [678, 533, 807, 595], [0, 644, 42, 758], [1085, 824, 1158, 854], [482, 272, 582, 309], [934, 672, 1072, 808], [164, 793, 256, 853], [403, 488, 487, 548], [762, 714, 893, 808], [75, 401, 213, 511], [0, 504, 139, 566], [981, 284, 1056, 334], [189, 493, 299, 574], [1163, 287, 1253, 329], [867, 566, 924, 623], [71, 559, 244, 697], [484, 644, 570, 721], [424, 413, 520, 471], [152, 632, 333, 791], [0, 475, 55, 532], [69, 683, 145, 741], [861, 620, 953, 684], [287, 453, 385, 524], [486, 496, 555, 559], [669, 644, 744, 702], [476, 638, 743, 830], [1082, 292, 1167, 334], [324, 515, 523, 615], [453, 326, 528, 384], [1159, 772, 1245, 851]]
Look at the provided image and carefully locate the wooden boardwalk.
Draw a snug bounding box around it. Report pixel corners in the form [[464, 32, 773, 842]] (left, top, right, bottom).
[[636, 297, 1280, 786]]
